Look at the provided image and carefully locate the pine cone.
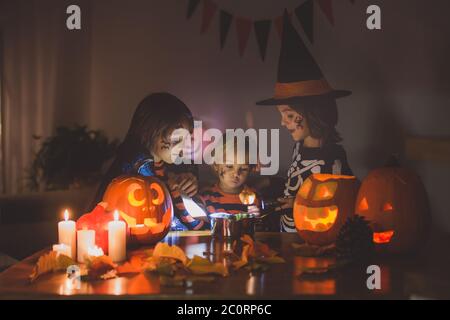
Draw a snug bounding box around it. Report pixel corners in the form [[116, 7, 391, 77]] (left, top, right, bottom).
[[336, 215, 374, 262]]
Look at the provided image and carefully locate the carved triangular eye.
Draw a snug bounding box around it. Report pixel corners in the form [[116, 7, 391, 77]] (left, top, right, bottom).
[[383, 202, 393, 212], [358, 197, 369, 211]]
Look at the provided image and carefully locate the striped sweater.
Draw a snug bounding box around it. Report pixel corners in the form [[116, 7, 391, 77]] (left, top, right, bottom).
[[199, 184, 261, 215]]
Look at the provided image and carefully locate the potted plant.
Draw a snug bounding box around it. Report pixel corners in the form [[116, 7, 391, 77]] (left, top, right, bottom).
[[27, 125, 118, 191]]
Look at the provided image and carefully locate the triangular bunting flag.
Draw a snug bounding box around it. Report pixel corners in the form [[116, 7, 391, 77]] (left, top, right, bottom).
[[317, 0, 334, 25], [219, 10, 233, 49], [201, 0, 218, 34], [236, 17, 252, 57], [254, 20, 271, 61], [187, 0, 201, 19], [295, 0, 314, 43], [274, 12, 291, 40]]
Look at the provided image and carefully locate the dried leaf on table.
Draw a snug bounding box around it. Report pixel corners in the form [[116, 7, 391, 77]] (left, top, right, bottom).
[[85, 255, 116, 280], [152, 242, 188, 265], [240, 234, 277, 259], [232, 244, 250, 270], [100, 269, 118, 280], [144, 256, 177, 272], [30, 251, 76, 282], [187, 255, 229, 277], [241, 234, 254, 246], [155, 261, 178, 277]]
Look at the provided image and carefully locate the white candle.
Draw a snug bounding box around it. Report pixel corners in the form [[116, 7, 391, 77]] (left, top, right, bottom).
[[108, 210, 126, 262], [58, 209, 76, 259], [52, 244, 72, 258], [77, 229, 95, 263]]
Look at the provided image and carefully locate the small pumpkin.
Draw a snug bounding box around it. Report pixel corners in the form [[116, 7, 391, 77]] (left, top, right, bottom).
[[293, 174, 360, 246], [103, 175, 173, 245], [355, 166, 430, 253]]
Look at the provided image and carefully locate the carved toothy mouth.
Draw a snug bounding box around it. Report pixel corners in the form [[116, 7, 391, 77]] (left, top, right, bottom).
[[295, 205, 338, 232], [373, 230, 394, 244], [118, 210, 164, 233]]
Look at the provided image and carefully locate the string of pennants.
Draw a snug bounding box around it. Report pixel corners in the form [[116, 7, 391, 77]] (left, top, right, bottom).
[[186, 0, 356, 60]]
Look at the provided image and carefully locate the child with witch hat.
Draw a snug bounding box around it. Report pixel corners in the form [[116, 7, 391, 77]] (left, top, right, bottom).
[[256, 11, 353, 232]]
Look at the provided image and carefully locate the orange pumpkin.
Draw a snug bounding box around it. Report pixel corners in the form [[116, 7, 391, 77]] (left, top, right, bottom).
[[293, 174, 360, 246], [103, 175, 173, 245], [355, 166, 430, 253]]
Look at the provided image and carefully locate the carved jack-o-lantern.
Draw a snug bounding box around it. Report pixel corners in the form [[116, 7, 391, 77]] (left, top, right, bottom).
[[293, 174, 360, 246], [103, 175, 173, 245], [355, 167, 430, 253]]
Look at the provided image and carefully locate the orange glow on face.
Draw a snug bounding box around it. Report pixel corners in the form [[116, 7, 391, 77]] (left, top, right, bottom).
[[383, 202, 393, 211], [358, 197, 369, 211], [373, 230, 394, 244]]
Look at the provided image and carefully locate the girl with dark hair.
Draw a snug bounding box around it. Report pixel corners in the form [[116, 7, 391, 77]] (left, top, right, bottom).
[[93, 92, 207, 230]]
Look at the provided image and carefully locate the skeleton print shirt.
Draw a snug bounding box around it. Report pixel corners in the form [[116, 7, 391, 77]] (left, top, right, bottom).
[[280, 142, 353, 232]]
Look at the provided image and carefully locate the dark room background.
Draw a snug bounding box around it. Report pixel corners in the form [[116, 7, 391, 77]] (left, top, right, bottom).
[[1, 0, 449, 232]]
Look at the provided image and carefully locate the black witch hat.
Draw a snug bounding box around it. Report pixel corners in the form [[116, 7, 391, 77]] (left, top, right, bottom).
[[256, 10, 351, 105]]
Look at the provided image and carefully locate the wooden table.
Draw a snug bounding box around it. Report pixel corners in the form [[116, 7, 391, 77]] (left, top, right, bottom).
[[1, 232, 449, 299]]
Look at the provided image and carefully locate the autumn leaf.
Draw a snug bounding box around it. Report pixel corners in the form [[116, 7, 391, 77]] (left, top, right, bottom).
[[187, 255, 229, 277], [85, 255, 116, 280], [232, 244, 250, 270], [30, 251, 76, 282], [152, 242, 188, 265]]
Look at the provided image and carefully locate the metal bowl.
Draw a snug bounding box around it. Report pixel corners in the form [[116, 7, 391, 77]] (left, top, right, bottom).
[[210, 212, 257, 239]]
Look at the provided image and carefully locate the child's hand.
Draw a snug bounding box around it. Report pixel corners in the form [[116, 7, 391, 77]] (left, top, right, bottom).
[[168, 172, 198, 197], [247, 205, 261, 217], [275, 197, 294, 211]]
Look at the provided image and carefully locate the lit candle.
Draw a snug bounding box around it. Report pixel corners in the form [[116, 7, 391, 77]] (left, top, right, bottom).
[[77, 229, 95, 263], [108, 210, 126, 262], [52, 243, 72, 257], [58, 209, 76, 259]]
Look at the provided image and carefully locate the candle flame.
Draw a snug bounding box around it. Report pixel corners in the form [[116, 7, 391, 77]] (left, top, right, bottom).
[[114, 210, 119, 221], [64, 209, 70, 221]]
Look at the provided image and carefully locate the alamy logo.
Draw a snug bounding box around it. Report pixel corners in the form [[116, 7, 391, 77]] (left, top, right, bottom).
[[66, 265, 81, 290], [66, 5, 81, 30], [366, 265, 381, 290], [169, 121, 280, 175]]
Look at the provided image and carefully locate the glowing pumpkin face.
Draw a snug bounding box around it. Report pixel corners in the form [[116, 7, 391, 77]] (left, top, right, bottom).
[[103, 176, 173, 245], [293, 174, 359, 246], [355, 167, 430, 253]]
